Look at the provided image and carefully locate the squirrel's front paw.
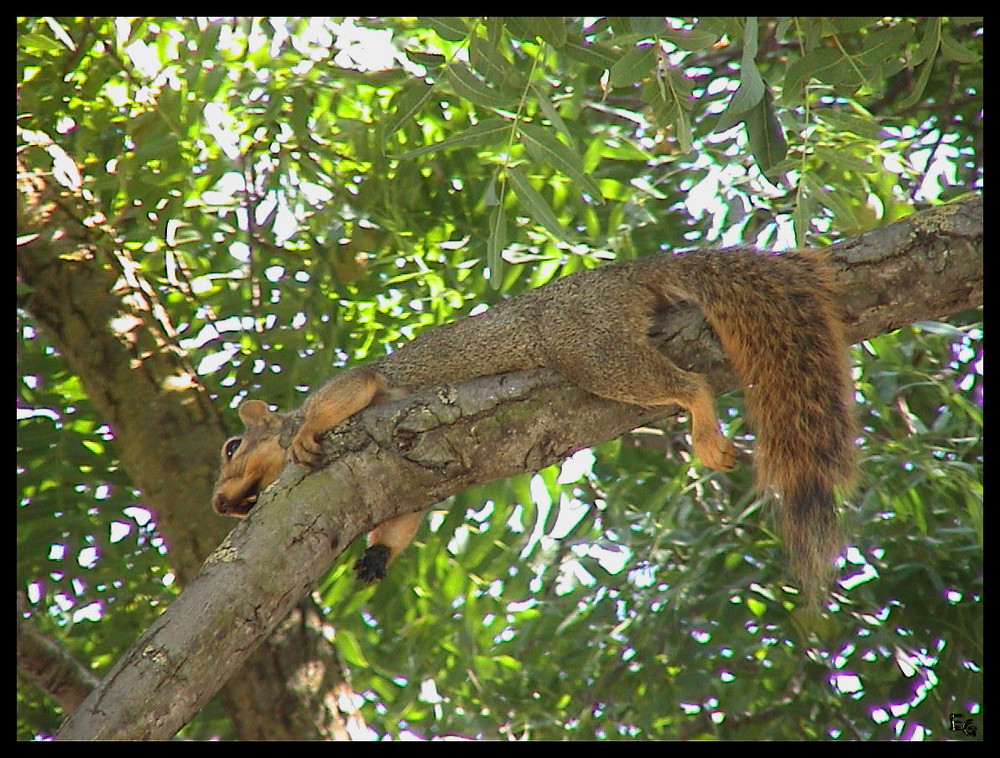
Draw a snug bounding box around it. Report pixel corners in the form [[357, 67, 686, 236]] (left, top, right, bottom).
[[290, 424, 323, 468]]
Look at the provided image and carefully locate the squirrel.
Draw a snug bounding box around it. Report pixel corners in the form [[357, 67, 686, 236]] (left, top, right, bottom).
[[212, 247, 856, 602]]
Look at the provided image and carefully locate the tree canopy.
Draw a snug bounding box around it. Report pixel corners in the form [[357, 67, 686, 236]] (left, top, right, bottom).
[[17, 17, 982, 741]]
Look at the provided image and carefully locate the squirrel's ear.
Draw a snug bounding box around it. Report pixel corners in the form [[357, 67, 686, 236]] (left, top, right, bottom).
[[237, 399, 277, 428]]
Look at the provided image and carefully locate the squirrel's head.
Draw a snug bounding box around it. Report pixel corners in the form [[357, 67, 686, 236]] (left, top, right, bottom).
[[212, 400, 287, 517]]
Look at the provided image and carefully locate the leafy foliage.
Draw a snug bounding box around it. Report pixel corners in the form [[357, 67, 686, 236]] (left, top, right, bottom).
[[17, 17, 981, 740]]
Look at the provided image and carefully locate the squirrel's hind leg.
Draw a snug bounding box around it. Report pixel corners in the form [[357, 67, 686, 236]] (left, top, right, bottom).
[[547, 338, 736, 472]]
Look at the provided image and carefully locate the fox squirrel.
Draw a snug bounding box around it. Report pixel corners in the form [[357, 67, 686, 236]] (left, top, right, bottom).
[[212, 248, 856, 602]]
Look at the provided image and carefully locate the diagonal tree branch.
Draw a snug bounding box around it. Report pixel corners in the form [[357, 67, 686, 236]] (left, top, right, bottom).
[[17, 593, 100, 715]]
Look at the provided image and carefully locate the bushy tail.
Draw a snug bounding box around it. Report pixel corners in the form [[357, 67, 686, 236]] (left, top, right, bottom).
[[668, 249, 857, 602]]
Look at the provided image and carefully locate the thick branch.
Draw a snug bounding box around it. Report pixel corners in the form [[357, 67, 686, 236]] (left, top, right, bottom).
[[55, 197, 982, 740], [16, 156, 230, 578], [17, 594, 100, 714], [831, 195, 983, 337]]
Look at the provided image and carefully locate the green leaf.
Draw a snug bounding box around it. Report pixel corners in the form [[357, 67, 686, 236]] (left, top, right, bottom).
[[487, 203, 508, 288], [855, 25, 915, 68], [940, 31, 982, 63], [395, 117, 513, 159], [469, 34, 519, 89], [782, 48, 843, 102], [716, 59, 766, 132], [336, 629, 369, 667], [517, 123, 603, 201], [814, 109, 884, 140], [813, 146, 882, 175], [801, 172, 860, 227], [384, 82, 435, 137], [418, 16, 470, 42], [745, 92, 787, 175], [659, 26, 721, 51], [562, 35, 619, 69], [909, 17, 942, 67], [609, 43, 656, 87], [523, 17, 567, 48], [507, 166, 576, 243], [445, 62, 518, 110], [20, 32, 64, 53], [531, 84, 574, 143]]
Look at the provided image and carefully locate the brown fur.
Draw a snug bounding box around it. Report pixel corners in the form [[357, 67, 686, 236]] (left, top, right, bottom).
[[213, 248, 856, 600]]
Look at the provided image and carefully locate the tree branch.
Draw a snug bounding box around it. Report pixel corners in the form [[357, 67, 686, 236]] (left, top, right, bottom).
[[17, 593, 100, 715], [55, 197, 982, 739], [16, 153, 231, 578]]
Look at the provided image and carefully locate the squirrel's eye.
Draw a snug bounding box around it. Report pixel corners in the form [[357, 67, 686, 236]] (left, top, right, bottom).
[[224, 438, 242, 460]]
